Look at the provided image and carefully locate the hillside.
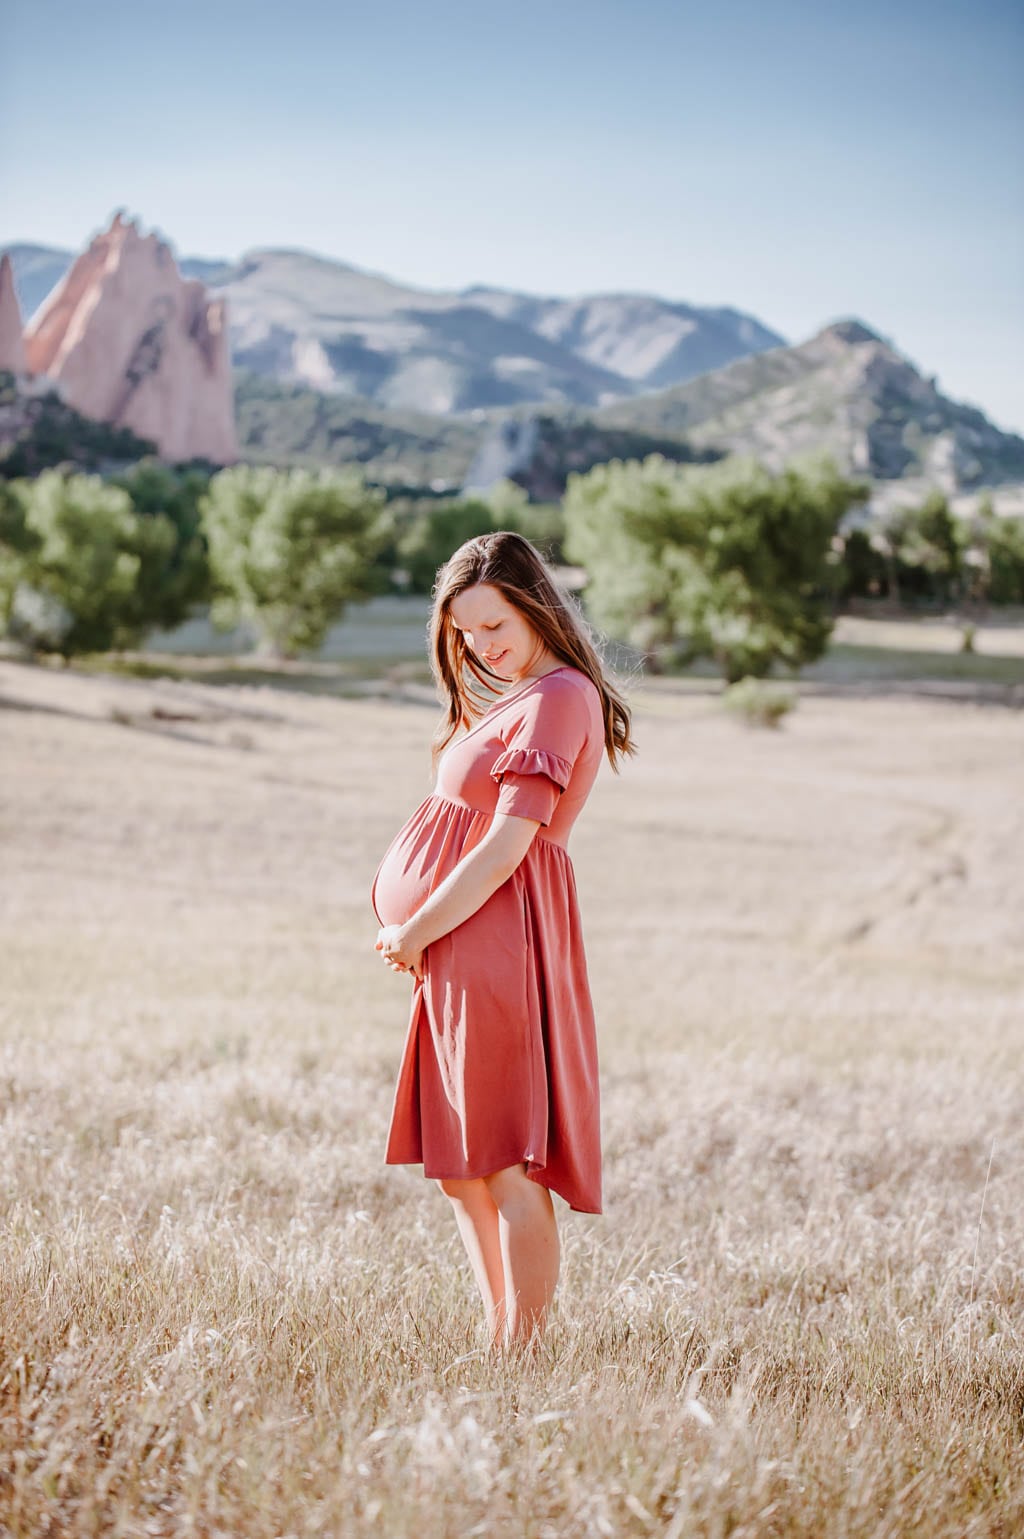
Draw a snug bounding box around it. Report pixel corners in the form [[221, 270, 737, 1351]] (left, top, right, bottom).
[[596, 320, 1024, 496], [0, 372, 157, 477], [233, 373, 480, 489], [234, 373, 714, 498]]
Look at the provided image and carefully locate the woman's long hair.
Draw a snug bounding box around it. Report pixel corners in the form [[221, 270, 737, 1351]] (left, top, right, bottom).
[[429, 530, 634, 769]]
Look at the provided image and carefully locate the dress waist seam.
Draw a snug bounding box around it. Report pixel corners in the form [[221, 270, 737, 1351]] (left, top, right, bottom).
[[427, 791, 569, 850]]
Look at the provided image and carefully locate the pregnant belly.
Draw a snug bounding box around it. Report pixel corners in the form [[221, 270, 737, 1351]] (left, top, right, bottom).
[[371, 795, 490, 928], [372, 836, 434, 928]]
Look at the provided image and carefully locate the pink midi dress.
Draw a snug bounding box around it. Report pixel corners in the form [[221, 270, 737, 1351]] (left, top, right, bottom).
[[371, 665, 605, 1214]]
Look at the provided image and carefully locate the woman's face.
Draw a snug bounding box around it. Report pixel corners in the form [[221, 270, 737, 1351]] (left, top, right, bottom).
[[448, 582, 550, 683]]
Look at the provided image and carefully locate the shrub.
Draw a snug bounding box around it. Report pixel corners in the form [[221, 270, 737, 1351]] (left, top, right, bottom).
[[721, 676, 797, 728]]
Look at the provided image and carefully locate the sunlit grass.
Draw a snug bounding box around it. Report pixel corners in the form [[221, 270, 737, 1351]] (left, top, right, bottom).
[[1, 656, 1022, 1536]]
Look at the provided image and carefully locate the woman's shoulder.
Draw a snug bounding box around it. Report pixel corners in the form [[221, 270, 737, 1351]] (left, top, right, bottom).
[[522, 667, 604, 739], [540, 665, 602, 710], [534, 663, 597, 692], [493, 666, 602, 736]]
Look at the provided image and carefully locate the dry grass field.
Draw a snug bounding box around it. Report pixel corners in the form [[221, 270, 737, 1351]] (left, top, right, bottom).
[[1, 653, 1022, 1538]]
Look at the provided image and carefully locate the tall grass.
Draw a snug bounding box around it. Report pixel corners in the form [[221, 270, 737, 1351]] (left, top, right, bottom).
[[1, 658, 1021, 1536]]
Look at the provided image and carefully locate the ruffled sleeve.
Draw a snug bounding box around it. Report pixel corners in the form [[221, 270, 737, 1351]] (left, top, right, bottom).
[[490, 746, 573, 825], [489, 674, 595, 826]]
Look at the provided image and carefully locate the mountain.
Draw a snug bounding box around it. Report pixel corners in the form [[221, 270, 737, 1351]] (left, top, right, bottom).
[[460, 287, 782, 388], [595, 320, 1024, 498], [211, 249, 785, 411], [5, 234, 1020, 506], [238, 320, 1024, 503], [217, 250, 634, 412], [1, 239, 785, 414]]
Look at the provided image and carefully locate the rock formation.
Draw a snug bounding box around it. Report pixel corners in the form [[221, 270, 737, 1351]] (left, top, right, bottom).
[[463, 415, 540, 492], [23, 213, 236, 464], [0, 254, 28, 375]]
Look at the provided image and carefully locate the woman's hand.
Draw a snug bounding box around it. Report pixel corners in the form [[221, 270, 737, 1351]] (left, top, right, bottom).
[[375, 924, 424, 980]]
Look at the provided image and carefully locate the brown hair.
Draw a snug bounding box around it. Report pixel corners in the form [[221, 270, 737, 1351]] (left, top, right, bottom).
[[429, 530, 635, 769]]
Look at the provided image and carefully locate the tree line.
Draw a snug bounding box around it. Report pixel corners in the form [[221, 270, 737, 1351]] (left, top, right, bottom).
[[1, 457, 1023, 679]]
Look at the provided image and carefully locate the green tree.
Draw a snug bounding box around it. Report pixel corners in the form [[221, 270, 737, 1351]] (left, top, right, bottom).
[[8, 471, 174, 656], [201, 466, 387, 656], [0, 480, 40, 628], [886, 491, 962, 603], [564, 453, 868, 681], [394, 480, 565, 593], [397, 497, 500, 593], [837, 525, 888, 600], [501, 493, 566, 563], [112, 460, 212, 631], [986, 510, 1024, 605], [985, 523, 1022, 606], [953, 493, 1024, 607]]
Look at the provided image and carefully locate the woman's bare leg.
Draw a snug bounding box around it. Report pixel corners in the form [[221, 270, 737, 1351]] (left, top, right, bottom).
[[437, 1177, 507, 1344], [483, 1164, 560, 1346]]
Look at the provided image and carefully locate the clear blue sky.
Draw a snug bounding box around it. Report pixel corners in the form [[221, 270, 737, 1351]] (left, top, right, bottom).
[[3, 0, 1022, 429]]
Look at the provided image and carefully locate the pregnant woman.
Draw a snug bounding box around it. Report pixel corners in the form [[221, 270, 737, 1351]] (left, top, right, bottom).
[[372, 531, 633, 1349]]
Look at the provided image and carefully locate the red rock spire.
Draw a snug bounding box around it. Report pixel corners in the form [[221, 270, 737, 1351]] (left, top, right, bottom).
[[0, 253, 28, 375], [23, 213, 237, 464]]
